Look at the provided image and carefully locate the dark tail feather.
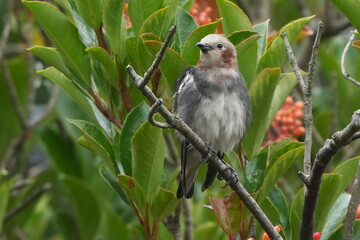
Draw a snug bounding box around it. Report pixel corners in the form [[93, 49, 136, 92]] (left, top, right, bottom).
[[201, 163, 217, 192]]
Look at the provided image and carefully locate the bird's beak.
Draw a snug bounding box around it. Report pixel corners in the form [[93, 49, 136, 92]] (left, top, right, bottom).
[[196, 42, 213, 52]]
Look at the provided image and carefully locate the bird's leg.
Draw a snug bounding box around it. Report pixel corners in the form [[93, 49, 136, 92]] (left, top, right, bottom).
[[200, 143, 217, 164], [220, 163, 239, 188]]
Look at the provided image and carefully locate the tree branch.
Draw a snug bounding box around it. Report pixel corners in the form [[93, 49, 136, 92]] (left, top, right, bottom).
[[126, 26, 283, 240], [300, 110, 360, 240], [341, 32, 360, 87], [342, 159, 360, 240]]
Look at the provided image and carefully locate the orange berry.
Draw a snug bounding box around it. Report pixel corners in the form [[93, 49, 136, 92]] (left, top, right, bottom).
[[285, 96, 294, 105], [356, 205, 360, 219], [292, 126, 305, 137], [295, 101, 304, 109], [204, 6, 212, 13], [294, 119, 302, 126], [293, 110, 303, 119], [262, 233, 270, 240], [274, 225, 281, 232]]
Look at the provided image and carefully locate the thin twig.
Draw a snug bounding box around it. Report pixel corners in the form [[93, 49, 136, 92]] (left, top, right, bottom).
[[341, 32, 360, 87], [342, 160, 360, 240], [163, 204, 182, 240], [300, 110, 360, 240], [126, 26, 283, 240], [4, 184, 51, 222], [148, 99, 172, 129], [140, 26, 176, 88]]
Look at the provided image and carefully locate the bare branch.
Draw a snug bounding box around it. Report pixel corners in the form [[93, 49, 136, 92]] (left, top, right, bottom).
[[127, 26, 283, 240], [163, 204, 182, 240], [341, 32, 360, 87], [342, 160, 360, 240], [140, 26, 176, 88], [148, 99, 172, 128], [300, 110, 360, 240], [4, 184, 51, 222], [182, 199, 193, 240]]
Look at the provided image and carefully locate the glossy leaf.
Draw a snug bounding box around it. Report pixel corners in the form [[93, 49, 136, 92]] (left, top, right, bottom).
[[257, 16, 314, 72], [103, 0, 126, 60], [99, 164, 128, 204], [86, 46, 119, 89], [131, 119, 165, 201], [128, 0, 164, 35], [61, 175, 100, 240], [328, 220, 360, 240], [315, 173, 342, 231], [23, 1, 91, 86], [320, 193, 351, 240], [253, 19, 270, 58], [216, 0, 253, 35], [257, 145, 304, 203], [118, 175, 146, 216], [209, 198, 232, 237], [118, 101, 149, 175], [67, 118, 118, 174], [290, 188, 304, 240], [139, 6, 169, 39], [182, 20, 220, 65], [74, 0, 103, 30], [174, 6, 197, 50], [268, 187, 291, 238], [244, 148, 267, 193], [29, 46, 71, 78], [260, 197, 282, 228], [334, 156, 360, 191], [330, 0, 360, 33], [151, 186, 179, 221]]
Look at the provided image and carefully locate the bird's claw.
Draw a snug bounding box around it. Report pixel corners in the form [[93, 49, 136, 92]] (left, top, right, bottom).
[[220, 164, 239, 188], [201, 143, 217, 164]]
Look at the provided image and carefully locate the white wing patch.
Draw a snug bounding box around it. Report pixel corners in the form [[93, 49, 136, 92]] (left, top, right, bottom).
[[178, 72, 194, 94]]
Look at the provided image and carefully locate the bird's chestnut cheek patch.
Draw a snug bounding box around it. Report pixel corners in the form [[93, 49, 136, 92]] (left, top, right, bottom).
[[222, 49, 235, 64]]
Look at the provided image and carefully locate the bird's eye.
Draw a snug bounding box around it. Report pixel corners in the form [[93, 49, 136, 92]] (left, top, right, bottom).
[[217, 44, 223, 49]]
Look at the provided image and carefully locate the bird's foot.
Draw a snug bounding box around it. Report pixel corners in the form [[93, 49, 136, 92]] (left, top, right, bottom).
[[201, 143, 218, 164], [220, 164, 239, 188], [186, 143, 196, 152]]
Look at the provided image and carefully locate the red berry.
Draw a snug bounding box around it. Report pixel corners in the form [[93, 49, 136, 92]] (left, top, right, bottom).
[[313, 232, 321, 240]]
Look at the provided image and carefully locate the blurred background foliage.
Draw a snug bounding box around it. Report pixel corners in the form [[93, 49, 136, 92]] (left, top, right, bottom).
[[0, 0, 359, 239]]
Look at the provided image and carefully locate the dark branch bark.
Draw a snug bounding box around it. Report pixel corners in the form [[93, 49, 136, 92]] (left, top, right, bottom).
[[300, 110, 360, 240], [126, 26, 283, 240]]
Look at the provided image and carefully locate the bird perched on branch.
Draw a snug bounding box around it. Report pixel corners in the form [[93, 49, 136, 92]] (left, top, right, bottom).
[[175, 34, 251, 199]]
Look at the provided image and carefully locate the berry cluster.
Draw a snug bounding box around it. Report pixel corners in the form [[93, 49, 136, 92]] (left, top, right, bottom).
[[263, 96, 305, 147], [261, 225, 281, 240], [190, 1, 213, 26]]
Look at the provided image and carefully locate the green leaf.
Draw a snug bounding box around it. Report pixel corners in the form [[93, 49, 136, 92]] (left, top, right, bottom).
[[61, 175, 100, 240], [290, 188, 304, 240], [151, 186, 179, 221], [216, 0, 253, 35], [139, 6, 170, 40], [328, 220, 360, 240], [227, 31, 260, 47], [182, 20, 220, 65], [242, 68, 280, 158], [67, 118, 118, 174], [36, 127, 82, 177], [257, 16, 314, 72], [73, 0, 103, 30], [330, 0, 360, 33], [181, 0, 194, 11], [315, 173, 342, 231], [131, 119, 165, 201], [253, 19, 270, 58], [334, 156, 360, 191], [174, 6, 198, 51], [103, 0, 126, 60], [118, 102, 149, 175], [244, 149, 267, 193], [118, 175, 146, 216], [23, 1, 91, 86], [235, 33, 261, 85], [86, 46, 119, 89], [128, 0, 164, 35], [268, 187, 291, 238], [320, 193, 351, 240], [0, 180, 12, 233], [260, 197, 282, 228], [37, 67, 91, 113], [29, 46, 71, 78], [257, 145, 304, 203], [99, 164, 128, 204]]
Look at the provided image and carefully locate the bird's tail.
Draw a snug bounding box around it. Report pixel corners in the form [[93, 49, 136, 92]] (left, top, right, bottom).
[[177, 142, 202, 199]]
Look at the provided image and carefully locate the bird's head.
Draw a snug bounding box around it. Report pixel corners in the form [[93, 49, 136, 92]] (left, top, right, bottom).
[[197, 34, 237, 70]]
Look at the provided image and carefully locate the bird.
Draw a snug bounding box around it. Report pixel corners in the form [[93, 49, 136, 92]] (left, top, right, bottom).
[[174, 34, 251, 199]]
